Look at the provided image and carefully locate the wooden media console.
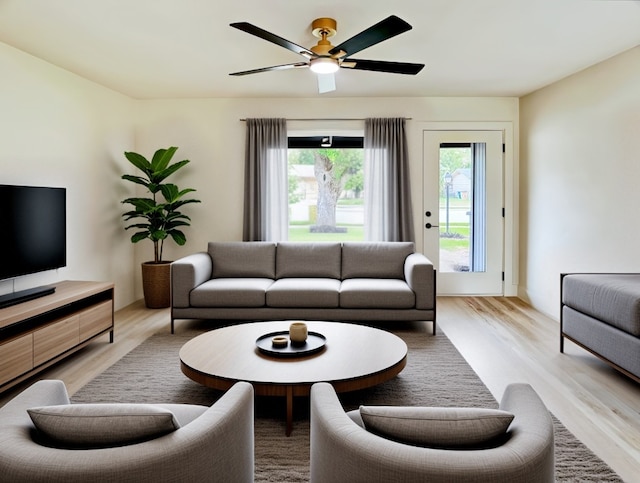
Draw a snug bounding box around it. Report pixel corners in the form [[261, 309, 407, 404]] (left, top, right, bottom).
[[0, 280, 114, 392]]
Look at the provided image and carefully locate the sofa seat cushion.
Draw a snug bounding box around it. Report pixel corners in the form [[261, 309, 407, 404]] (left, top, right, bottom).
[[340, 279, 415, 309], [563, 274, 640, 336], [209, 241, 276, 278], [276, 242, 342, 279], [267, 278, 340, 308], [342, 242, 414, 279], [190, 278, 273, 307]]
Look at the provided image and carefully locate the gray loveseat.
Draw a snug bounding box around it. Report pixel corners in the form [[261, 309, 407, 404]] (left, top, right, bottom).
[[171, 241, 436, 334], [561, 273, 640, 382]]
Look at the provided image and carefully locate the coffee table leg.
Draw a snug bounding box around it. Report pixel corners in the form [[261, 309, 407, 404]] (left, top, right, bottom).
[[286, 385, 293, 436]]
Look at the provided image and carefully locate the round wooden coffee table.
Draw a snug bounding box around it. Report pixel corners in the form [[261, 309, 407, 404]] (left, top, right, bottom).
[[179, 321, 407, 435]]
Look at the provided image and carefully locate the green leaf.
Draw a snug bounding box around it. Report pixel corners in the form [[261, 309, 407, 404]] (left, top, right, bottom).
[[165, 220, 189, 231], [121, 174, 150, 187], [122, 211, 142, 219], [124, 223, 151, 230], [122, 198, 157, 211], [165, 212, 190, 221], [151, 147, 178, 172], [147, 182, 161, 194], [160, 183, 179, 202], [151, 159, 190, 184], [124, 151, 151, 174], [170, 199, 200, 211], [149, 229, 168, 242], [177, 188, 197, 197], [170, 230, 187, 245], [130, 232, 149, 243]]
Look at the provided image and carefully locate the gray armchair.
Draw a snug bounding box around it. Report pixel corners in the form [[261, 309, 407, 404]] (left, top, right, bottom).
[[0, 379, 254, 483], [310, 382, 554, 483]]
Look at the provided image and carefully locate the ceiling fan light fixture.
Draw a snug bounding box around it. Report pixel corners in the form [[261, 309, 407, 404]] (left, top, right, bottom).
[[229, 15, 425, 92], [309, 57, 339, 74]]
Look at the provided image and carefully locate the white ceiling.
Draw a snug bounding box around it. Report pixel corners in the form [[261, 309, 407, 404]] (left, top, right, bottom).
[[1, 0, 639, 99]]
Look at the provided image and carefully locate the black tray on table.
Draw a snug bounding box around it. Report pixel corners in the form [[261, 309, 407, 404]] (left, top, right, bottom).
[[255, 330, 326, 357]]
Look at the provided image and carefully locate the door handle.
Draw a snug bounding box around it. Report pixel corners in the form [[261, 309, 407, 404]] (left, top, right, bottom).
[[425, 223, 439, 229]]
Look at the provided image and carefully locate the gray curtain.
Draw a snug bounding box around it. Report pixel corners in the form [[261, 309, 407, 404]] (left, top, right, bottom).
[[243, 118, 288, 241], [364, 118, 415, 242]]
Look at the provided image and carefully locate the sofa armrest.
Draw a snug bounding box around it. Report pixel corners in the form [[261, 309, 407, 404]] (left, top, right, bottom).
[[404, 252, 435, 310], [171, 252, 212, 308], [0, 380, 70, 420]]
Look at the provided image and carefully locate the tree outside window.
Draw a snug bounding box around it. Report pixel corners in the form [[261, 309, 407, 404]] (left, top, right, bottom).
[[288, 145, 364, 241]]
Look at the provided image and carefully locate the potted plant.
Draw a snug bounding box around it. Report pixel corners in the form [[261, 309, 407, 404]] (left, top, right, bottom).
[[121, 146, 200, 308]]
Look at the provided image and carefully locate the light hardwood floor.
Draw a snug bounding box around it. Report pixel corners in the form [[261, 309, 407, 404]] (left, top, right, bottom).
[[1, 297, 638, 481]]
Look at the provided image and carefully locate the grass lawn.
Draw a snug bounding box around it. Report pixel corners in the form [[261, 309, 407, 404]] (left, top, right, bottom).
[[440, 223, 470, 250], [288, 225, 364, 241]]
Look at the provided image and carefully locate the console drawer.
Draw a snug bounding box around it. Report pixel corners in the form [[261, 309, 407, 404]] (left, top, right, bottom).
[[0, 334, 33, 386], [79, 301, 113, 341], [33, 315, 80, 366]]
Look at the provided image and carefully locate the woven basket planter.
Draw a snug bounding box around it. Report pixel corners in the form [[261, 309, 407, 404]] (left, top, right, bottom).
[[141, 262, 172, 309]]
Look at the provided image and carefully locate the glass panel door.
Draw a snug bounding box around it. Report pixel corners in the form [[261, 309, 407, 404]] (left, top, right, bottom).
[[423, 131, 503, 295]]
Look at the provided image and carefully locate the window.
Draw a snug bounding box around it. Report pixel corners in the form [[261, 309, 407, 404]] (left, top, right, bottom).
[[287, 136, 364, 241], [439, 142, 487, 273], [244, 118, 411, 243]]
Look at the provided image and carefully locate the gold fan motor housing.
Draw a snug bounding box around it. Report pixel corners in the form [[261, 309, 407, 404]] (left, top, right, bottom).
[[311, 18, 337, 56], [311, 18, 337, 38]]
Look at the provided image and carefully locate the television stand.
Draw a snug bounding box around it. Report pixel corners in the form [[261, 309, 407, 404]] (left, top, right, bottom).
[[0, 285, 56, 309], [0, 280, 114, 393]]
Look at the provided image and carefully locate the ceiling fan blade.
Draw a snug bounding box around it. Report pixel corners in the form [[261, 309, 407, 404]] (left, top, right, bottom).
[[317, 73, 336, 94], [328, 15, 412, 58], [230, 62, 308, 76], [342, 58, 424, 75], [230, 22, 315, 59]]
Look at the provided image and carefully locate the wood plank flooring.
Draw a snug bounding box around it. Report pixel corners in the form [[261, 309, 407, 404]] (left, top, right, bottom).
[[1, 297, 638, 481]]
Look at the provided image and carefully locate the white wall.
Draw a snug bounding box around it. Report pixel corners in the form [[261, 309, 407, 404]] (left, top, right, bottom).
[[0, 42, 137, 309], [519, 46, 640, 318]]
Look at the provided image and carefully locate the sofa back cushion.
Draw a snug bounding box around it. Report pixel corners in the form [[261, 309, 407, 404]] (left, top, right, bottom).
[[342, 242, 414, 279], [209, 242, 276, 278], [276, 242, 342, 279], [359, 405, 514, 449], [562, 274, 640, 337], [27, 404, 180, 449]]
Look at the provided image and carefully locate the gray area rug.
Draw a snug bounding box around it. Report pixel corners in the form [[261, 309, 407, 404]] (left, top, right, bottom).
[[72, 321, 621, 482]]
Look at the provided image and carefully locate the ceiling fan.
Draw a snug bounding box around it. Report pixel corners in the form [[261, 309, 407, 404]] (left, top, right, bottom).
[[229, 15, 425, 94]]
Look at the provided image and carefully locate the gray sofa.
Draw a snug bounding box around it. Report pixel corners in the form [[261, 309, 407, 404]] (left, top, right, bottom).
[[171, 241, 436, 334], [310, 382, 555, 483], [0, 380, 255, 483], [561, 273, 640, 382]]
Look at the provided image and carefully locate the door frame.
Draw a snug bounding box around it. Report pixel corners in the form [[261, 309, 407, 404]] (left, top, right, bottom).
[[412, 121, 518, 297]]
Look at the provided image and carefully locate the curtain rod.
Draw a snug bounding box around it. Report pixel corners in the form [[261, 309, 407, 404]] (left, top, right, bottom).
[[239, 117, 412, 121]]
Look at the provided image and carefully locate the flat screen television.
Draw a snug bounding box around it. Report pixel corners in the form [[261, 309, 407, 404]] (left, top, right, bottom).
[[0, 184, 66, 306]]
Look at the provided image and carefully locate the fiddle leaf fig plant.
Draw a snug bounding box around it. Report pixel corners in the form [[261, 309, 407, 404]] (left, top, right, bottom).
[[121, 146, 200, 263]]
